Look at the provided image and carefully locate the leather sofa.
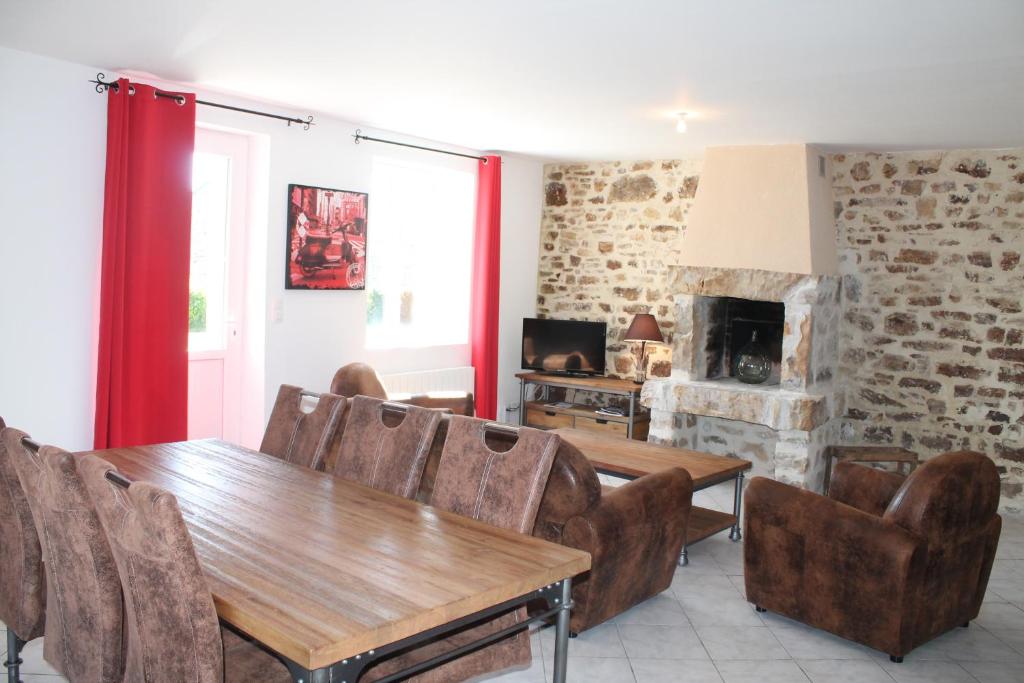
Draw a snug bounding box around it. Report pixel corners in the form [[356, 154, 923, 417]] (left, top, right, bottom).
[[744, 452, 1002, 661], [325, 402, 693, 634]]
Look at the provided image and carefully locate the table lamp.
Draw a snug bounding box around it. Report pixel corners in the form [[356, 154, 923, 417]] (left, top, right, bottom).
[[624, 313, 664, 383]]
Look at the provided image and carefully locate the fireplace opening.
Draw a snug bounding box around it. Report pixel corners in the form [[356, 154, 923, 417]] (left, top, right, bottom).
[[703, 297, 785, 384]]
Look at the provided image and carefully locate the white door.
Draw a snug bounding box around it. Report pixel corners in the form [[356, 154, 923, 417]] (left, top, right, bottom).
[[188, 128, 250, 441]]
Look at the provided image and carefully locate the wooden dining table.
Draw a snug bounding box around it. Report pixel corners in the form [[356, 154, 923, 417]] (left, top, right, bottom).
[[82, 439, 591, 683]]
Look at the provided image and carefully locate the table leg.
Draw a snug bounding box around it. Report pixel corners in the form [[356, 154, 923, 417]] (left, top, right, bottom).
[[519, 379, 526, 426], [729, 472, 745, 541], [627, 393, 635, 439], [552, 578, 573, 683], [678, 544, 689, 567], [5, 631, 25, 683]]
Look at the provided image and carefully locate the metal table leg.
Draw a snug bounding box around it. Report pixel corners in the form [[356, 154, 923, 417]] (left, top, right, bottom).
[[627, 393, 635, 439], [729, 471, 745, 541], [678, 544, 689, 567], [552, 578, 573, 683], [5, 631, 25, 683], [518, 378, 526, 426]]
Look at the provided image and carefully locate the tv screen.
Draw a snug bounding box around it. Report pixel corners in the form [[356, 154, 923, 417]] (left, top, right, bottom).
[[521, 318, 607, 375]]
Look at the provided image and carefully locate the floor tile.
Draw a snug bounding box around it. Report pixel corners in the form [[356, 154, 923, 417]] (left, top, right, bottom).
[[697, 626, 789, 661], [796, 659, 895, 683], [991, 629, 1024, 655], [615, 593, 689, 626], [545, 657, 636, 683], [18, 638, 62, 676], [672, 573, 742, 600], [617, 624, 709, 660], [631, 658, 723, 682], [924, 625, 1024, 662], [878, 659, 976, 682], [958, 660, 1024, 683], [714, 659, 811, 682], [679, 595, 765, 627], [538, 622, 626, 659], [976, 602, 1024, 632], [770, 625, 874, 660]]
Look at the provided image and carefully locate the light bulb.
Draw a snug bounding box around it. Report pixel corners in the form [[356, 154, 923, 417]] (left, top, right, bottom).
[[676, 116, 688, 133]]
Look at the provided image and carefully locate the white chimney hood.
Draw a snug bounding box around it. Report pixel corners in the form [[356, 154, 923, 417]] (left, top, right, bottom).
[[679, 144, 837, 275]]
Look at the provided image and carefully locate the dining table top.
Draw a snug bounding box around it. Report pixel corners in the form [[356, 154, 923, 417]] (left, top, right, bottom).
[[82, 439, 591, 670]]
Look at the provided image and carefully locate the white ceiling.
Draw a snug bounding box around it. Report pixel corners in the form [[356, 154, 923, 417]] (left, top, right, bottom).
[[2, 0, 1023, 160]]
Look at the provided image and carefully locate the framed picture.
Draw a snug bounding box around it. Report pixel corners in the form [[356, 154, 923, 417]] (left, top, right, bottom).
[[286, 183, 367, 290]]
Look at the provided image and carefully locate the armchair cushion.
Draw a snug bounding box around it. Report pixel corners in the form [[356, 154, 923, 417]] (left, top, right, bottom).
[[828, 461, 906, 516]]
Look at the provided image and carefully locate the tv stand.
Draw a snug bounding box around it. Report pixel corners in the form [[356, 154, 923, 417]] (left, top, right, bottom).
[[516, 372, 650, 440]]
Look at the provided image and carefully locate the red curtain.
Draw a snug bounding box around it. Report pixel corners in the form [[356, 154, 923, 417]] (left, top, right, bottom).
[[470, 155, 502, 420], [94, 80, 196, 448]]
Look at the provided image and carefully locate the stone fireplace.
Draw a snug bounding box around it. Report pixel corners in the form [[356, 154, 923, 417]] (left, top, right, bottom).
[[642, 265, 843, 489]]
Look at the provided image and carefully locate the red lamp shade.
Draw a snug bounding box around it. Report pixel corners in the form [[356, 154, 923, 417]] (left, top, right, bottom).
[[624, 314, 664, 343]]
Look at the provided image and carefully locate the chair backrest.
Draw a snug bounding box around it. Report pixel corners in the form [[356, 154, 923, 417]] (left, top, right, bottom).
[[260, 384, 347, 470], [430, 417, 560, 533], [884, 451, 1001, 544], [0, 420, 46, 642], [333, 396, 442, 498], [2, 430, 124, 683], [80, 455, 224, 683], [330, 362, 388, 399]]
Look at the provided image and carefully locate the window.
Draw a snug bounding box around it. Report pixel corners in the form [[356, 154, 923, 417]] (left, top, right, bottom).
[[366, 156, 476, 349], [189, 151, 232, 352]]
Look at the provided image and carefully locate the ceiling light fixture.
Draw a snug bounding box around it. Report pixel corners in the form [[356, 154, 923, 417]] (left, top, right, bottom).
[[676, 112, 689, 133]]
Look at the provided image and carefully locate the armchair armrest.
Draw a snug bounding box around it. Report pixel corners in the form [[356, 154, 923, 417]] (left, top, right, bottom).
[[561, 467, 692, 632], [744, 477, 923, 656], [390, 392, 475, 416], [828, 461, 906, 516]]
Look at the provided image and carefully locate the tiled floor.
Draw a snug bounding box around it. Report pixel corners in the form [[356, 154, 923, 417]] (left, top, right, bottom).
[[4, 482, 1023, 682]]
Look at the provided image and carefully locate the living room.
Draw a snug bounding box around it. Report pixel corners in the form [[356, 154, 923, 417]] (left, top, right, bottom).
[[0, 2, 1022, 683]]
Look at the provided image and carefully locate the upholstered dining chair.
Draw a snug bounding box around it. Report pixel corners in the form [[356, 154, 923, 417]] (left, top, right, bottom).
[[332, 396, 442, 498], [744, 451, 1002, 663], [2, 430, 124, 683], [331, 362, 475, 416], [0, 418, 46, 683], [79, 455, 291, 683], [260, 384, 346, 470], [361, 418, 561, 683]]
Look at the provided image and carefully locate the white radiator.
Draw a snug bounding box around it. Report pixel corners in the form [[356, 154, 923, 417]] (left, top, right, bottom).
[[381, 366, 475, 397]]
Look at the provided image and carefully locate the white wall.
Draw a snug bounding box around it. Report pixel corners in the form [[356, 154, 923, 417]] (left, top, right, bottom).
[[0, 47, 106, 449], [0, 46, 544, 449]]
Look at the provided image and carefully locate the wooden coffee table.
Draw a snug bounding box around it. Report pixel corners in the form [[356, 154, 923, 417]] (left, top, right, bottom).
[[552, 428, 752, 566]]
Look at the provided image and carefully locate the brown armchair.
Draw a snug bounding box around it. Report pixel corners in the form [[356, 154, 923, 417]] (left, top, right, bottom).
[[744, 452, 1002, 662], [330, 362, 475, 416], [414, 418, 692, 634]]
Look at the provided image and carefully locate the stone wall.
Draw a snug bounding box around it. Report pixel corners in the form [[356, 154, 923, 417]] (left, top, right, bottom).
[[835, 150, 1024, 511], [537, 148, 1024, 511], [538, 159, 702, 378]]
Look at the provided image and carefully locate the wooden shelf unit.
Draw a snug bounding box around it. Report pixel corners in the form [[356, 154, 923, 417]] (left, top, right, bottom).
[[516, 372, 650, 441]]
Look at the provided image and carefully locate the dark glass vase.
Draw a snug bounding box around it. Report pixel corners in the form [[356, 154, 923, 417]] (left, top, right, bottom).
[[733, 330, 771, 384]]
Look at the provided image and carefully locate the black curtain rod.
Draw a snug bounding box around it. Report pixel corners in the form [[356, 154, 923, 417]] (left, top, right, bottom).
[[90, 73, 314, 130], [353, 130, 487, 163]]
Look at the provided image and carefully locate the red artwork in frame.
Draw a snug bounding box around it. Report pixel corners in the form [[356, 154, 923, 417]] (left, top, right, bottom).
[[286, 183, 368, 290]]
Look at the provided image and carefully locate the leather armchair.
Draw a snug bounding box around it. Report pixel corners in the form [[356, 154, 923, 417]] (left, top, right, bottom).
[[744, 452, 1002, 661], [330, 362, 475, 416]]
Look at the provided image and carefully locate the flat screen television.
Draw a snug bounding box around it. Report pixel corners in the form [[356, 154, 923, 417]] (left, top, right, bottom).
[[521, 318, 607, 376]]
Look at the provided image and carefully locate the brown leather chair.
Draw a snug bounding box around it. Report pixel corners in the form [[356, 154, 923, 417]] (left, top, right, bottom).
[[79, 455, 291, 683], [361, 419, 560, 683], [260, 384, 346, 470], [744, 452, 1002, 662], [0, 419, 46, 683], [331, 362, 475, 416], [332, 396, 441, 498], [2, 431, 124, 683]]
